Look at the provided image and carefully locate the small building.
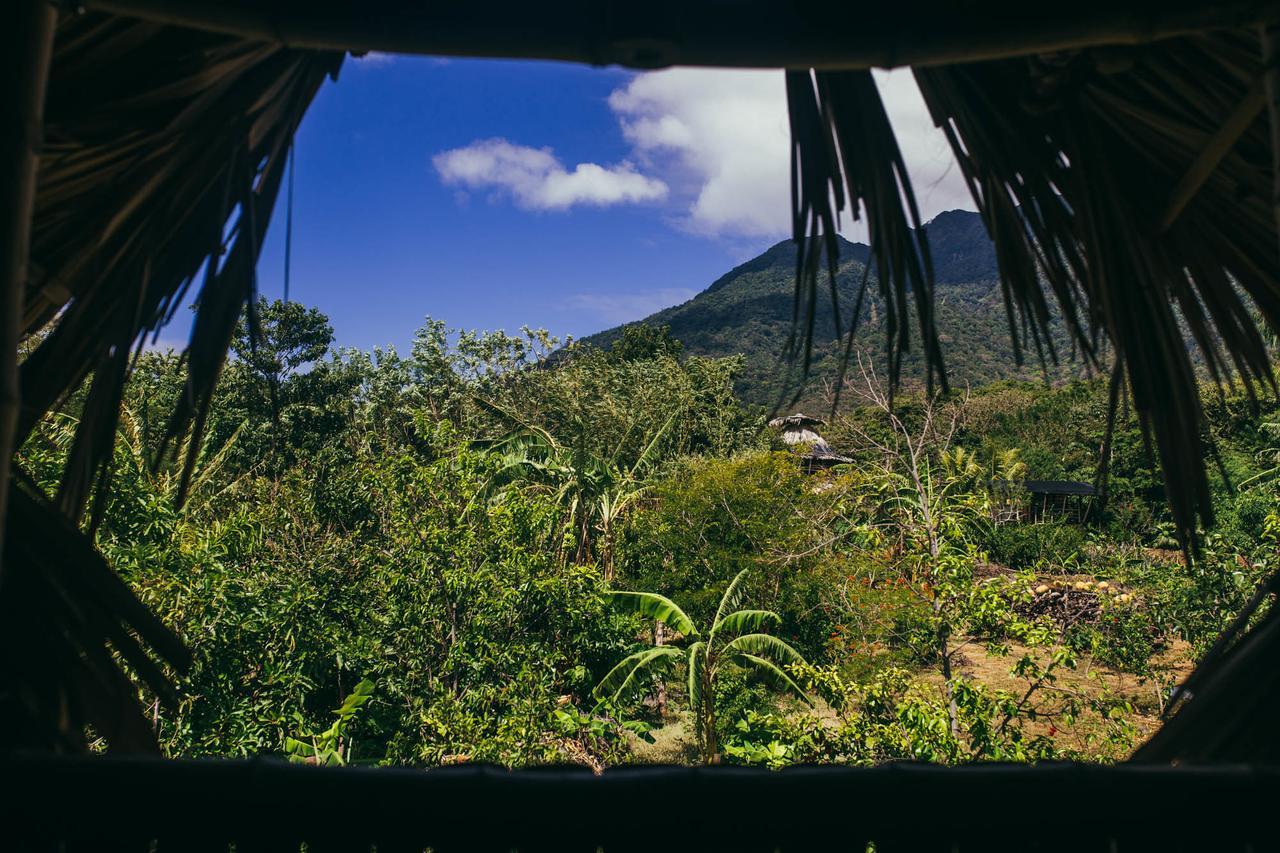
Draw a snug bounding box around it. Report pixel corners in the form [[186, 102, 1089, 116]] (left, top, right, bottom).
[[768, 414, 853, 473], [991, 479, 1096, 524]]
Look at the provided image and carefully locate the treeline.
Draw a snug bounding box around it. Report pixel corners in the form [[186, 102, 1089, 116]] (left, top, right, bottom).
[[18, 299, 1280, 767]]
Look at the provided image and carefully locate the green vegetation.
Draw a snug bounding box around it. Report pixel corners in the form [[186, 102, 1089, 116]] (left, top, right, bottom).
[[595, 569, 811, 764], [18, 294, 1279, 769]]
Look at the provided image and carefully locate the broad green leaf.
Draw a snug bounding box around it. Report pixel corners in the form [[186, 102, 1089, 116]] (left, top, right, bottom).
[[710, 609, 780, 642], [606, 590, 698, 637], [729, 652, 812, 705], [709, 569, 751, 642], [333, 678, 376, 717], [283, 737, 313, 760], [627, 410, 679, 477], [622, 719, 656, 744], [593, 645, 683, 701], [722, 633, 807, 669], [686, 641, 706, 719]]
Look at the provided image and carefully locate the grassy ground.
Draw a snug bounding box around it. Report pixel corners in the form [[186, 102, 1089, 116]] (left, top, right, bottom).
[[625, 638, 1194, 766]]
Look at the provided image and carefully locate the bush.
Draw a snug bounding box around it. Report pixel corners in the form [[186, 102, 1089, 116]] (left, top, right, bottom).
[[1087, 601, 1166, 675], [618, 452, 842, 660], [984, 522, 1087, 571]]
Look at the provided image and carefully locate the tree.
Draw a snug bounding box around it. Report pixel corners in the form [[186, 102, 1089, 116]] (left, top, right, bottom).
[[483, 405, 675, 578], [606, 324, 683, 364], [229, 297, 334, 459], [835, 354, 987, 736], [594, 569, 811, 764]]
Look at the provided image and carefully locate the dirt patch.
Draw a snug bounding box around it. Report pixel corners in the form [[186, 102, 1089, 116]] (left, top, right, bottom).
[[942, 636, 1195, 758]]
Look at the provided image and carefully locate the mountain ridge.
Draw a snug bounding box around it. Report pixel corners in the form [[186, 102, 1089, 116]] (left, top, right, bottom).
[[583, 210, 1083, 409]]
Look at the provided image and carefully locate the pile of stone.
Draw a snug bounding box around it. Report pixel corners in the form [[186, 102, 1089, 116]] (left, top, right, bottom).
[[1016, 579, 1134, 629]]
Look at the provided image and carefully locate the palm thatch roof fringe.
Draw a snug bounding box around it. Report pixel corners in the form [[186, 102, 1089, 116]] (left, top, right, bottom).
[[19, 14, 343, 523], [1, 481, 191, 752], [1, 8, 342, 750], [1263, 25, 1280, 260], [0, 2, 56, 577], [77, 1, 1280, 70], [789, 31, 1280, 549]]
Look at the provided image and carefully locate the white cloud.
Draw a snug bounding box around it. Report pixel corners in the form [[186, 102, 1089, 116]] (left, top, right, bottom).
[[605, 68, 973, 241], [433, 138, 668, 211], [872, 70, 973, 219], [565, 287, 697, 326], [352, 51, 397, 66], [609, 69, 790, 238]]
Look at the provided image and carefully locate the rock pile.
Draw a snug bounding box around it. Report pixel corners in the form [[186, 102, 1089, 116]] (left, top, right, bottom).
[[1016, 579, 1135, 629]]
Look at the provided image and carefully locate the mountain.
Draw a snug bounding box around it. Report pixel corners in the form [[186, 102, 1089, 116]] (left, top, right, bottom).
[[583, 210, 1089, 409]]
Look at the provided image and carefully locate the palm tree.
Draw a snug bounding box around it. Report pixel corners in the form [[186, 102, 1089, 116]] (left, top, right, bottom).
[[594, 569, 811, 764]]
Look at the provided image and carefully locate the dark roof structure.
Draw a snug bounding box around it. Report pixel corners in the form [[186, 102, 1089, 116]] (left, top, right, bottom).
[[3, 0, 1280, 814], [5, 756, 1280, 849], [1024, 480, 1098, 497]]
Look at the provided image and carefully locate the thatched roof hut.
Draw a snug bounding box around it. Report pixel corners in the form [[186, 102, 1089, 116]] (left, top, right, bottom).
[[769, 413, 853, 470], [5, 0, 1280, 842]]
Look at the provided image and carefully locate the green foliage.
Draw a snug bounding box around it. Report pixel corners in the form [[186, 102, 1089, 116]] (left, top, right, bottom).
[[724, 658, 1137, 769], [20, 294, 1278, 770], [605, 324, 685, 364], [1102, 539, 1271, 657], [619, 452, 841, 654], [596, 569, 811, 764], [283, 679, 376, 766], [984, 522, 1087, 571], [214, 297, 353, 472]]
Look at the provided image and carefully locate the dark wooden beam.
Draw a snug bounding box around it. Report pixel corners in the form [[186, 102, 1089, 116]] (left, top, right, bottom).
[[0, 1, 56, 583], [81, 0, 1280, 70], [5, 756, 1280, 849]]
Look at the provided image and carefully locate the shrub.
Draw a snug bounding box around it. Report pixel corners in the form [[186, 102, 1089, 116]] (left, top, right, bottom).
[[1088, 601, 1166, 675], [984, 522, 1087, 571]]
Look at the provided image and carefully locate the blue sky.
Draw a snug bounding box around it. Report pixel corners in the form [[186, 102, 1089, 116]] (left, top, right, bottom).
[[236, 55, 970, 354]]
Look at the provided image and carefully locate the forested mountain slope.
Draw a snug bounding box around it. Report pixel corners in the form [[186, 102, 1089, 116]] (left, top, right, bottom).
[[584, 210, 1092, 408]]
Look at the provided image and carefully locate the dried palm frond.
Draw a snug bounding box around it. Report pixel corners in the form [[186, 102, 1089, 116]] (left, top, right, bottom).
[[788, 32, 1280, 550], [817, 69, 945, 400], [1, 478, 191, 752], [3, 10, 341, 751], [783, 68, 945, 414]]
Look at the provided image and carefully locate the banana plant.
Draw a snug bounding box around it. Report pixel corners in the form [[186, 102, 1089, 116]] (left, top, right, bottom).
[[594, 569, 810, 764], [283, 679, 376, 766], [478, 399, 676, 578]]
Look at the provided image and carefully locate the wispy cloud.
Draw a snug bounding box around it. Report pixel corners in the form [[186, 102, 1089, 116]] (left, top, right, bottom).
[[351, 51, 398, 67], [433, 138, 667, 211], [564, 287, 696, 326]]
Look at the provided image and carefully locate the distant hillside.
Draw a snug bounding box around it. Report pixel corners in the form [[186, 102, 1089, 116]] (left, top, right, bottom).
[[583, 210, 1091, 409]]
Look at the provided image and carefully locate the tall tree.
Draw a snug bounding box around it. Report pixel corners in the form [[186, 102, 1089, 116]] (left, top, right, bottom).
[[231, 298, 333, 447]]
